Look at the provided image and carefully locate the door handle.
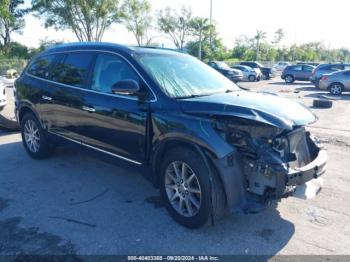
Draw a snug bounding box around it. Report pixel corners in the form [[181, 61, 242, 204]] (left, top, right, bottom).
[[42, 95, 52, 101], [82, 106, 96, 113]]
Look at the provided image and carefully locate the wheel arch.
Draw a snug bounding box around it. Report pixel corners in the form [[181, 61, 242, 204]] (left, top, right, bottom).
[[18, 104, 42, 127], [150, 138, 230, 208]]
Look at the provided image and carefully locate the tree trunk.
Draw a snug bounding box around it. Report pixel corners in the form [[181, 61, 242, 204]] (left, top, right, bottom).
[[198, 30, 202, 60], [256, 39, 260, 61]]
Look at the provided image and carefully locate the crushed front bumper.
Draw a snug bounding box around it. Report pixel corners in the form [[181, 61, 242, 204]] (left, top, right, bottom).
[[286, 149, 327, 186]]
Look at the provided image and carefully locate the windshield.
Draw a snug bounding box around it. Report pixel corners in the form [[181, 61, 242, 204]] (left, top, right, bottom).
[[136, 54, 240, 98]]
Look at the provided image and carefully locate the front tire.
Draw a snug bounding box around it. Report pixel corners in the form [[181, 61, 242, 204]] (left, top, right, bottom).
[[248, 75, 256, 82], [20, 112, 53, 159], [160, 147, 226, 228], [285, 75, 294, 84]]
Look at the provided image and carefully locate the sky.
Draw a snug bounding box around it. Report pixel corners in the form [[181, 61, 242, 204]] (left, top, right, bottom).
[[12, 0, 350, 49]]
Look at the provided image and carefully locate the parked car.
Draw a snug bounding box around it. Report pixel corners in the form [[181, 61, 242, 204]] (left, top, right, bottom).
[[0, 82, 7, 110], [231, 65, 260, 82], [297, 62, 320, 67], [319, 70, 350, 95], [15, 43, 327, 228], [208, 61, 243, 82], [240, 62, 276, 80], [273, 61, 291, 71], [281, 64, 315, 83], [281, 65, 315, 83], [310, 63, 350, 87]]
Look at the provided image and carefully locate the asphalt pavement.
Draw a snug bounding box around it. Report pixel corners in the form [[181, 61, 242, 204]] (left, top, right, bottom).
[[0, 79, 349, 256]]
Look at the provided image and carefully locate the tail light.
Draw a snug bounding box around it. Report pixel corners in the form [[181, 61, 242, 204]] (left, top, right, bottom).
[[321, 76, 328, 81]]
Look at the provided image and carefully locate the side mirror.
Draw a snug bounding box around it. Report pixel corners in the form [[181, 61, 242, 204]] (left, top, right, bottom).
[[111, 79, 140, 95]]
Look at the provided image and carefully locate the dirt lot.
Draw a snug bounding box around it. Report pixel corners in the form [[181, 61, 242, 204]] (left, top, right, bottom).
[[0, 79, 349, 256]]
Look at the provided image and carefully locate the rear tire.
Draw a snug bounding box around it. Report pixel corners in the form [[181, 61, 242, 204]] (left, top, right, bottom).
[[160, 147, 226, 228], [20, 112, 53, 159], [329, 83, 343, 95]]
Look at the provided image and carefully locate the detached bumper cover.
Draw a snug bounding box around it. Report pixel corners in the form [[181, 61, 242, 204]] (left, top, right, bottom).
[[287, 149, 327, 186]]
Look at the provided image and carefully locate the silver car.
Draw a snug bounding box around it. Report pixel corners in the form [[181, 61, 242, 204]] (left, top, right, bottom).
[[319, 70, 350, 95], [0, 82, 7, 110], [231, 65, 259, 81], [310, 63, 350, 87]]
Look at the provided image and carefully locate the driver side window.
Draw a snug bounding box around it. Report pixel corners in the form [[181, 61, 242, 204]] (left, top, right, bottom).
[[91, 54, 140, 94]]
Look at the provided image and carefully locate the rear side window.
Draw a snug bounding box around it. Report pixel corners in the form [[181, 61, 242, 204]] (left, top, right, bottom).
[[27, 55, 56, 79], [291, 65, 302, 71], [303, 66, 313, 72], [51, 53, 94, 87]]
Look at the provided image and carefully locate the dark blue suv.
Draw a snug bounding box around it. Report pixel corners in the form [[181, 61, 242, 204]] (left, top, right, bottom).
[[15, 43, 327, 228]]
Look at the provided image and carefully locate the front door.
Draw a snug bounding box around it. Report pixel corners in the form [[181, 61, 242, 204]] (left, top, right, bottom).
[[78, 53, 149, 164]]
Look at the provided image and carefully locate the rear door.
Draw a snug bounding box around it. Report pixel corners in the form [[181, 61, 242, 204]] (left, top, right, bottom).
[[290, 65, 303, 79], [301, 65, 314, 80], [42, 52, 95, 141], [21, 54, 58, 121]]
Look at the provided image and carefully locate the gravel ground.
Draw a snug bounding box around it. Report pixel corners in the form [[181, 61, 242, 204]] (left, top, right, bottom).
[[0, 78, 349, 257]]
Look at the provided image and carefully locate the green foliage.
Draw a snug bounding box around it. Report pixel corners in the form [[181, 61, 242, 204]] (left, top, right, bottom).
[[157, 6, 192, 49], [120, 0, 152, 46], [0, 0, 25, 47], [30, 0, 121, 42], [0, 57, 27, 75]]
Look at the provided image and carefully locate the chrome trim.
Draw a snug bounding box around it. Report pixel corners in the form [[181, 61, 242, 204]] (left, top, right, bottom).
[[49, 131, 142, 165], [26, 49, 157, 102], [82, 106, 96, 112], [42, 95, 52, 101]]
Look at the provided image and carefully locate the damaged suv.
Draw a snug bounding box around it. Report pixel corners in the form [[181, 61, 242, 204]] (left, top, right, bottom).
[[15, 43, 327, 228]]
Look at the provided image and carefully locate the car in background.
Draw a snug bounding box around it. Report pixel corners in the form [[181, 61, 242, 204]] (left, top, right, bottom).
[[319, 70, 350, 95], [240, 62, 276, 80], [231, 65, 260, 82], [310, 63, 350, 87], [297, 62, 320, 67], [281, 64, 315, 83], [0, 82, 7, 111], [208, 61, 243, 83], [273, 61, 291, 71]]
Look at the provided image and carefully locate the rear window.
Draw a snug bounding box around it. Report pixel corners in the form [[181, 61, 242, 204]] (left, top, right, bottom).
[[27, 55, 56, 79], [51, 53, 95, 87]]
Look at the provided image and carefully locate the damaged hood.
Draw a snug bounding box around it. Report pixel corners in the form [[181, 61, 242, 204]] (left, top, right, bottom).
[[179, 90, 317, 130]]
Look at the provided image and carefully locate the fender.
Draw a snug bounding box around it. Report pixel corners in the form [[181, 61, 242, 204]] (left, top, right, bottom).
[[17, 101, 42, 127]]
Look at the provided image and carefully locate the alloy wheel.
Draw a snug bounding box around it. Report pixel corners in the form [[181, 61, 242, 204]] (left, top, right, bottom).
[[165, 161, 202, 217], [24, 119, 40, 153], [330, 84, 342, 95]]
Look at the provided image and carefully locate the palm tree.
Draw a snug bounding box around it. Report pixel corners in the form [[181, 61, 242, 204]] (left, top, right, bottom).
[[254, 30, 267, 61], [189, 17, 211, 60]]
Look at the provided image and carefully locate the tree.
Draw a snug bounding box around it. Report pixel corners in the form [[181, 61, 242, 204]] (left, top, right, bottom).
[[189, 17, 211, 60], [157, 6, 192, 49], [30, 0, 121, 42], [0, 0, 25, 48], [120, 0, 152, 46], [272, 28, 284, 46], [254, 30, 266, 61]]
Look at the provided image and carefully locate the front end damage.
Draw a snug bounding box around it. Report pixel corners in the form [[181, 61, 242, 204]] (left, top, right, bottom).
[[213, 117, 327, 212]]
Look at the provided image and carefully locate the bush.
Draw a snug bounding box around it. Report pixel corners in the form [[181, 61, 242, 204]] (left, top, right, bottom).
[[0, 59, 28, 76]]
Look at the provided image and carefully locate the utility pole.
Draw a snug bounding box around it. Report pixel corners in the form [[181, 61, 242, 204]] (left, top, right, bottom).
[[209, 0, 213, 48]]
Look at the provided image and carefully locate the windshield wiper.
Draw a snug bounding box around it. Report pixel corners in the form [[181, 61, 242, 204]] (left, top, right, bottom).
[[175, 93, 212, 99]]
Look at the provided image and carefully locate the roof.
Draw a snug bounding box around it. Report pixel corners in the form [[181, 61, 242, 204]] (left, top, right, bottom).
[[43, 42, 185, 56]]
